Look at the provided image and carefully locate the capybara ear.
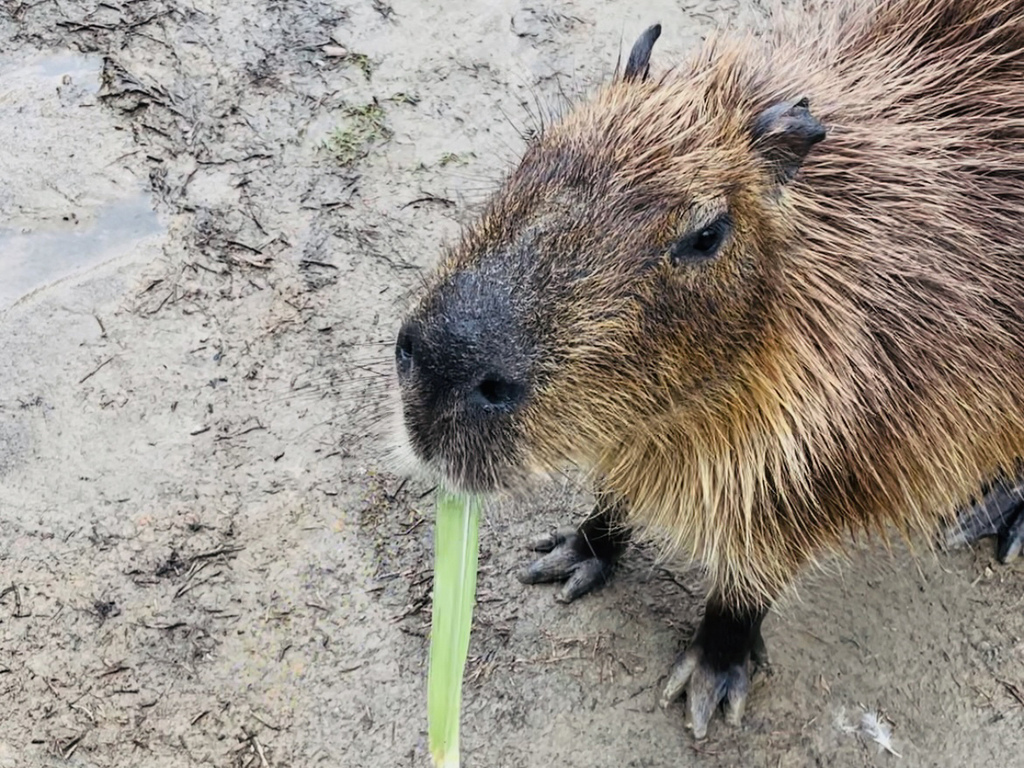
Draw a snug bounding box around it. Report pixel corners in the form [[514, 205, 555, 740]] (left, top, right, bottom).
[[623, 24, 662, 82], [751, 97, 827, 183]]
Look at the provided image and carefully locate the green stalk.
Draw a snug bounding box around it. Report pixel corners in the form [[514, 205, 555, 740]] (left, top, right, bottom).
[[427, 488, 482, 768]]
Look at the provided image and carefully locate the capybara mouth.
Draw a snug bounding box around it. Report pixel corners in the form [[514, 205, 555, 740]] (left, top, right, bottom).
[[395, 385, 529, 494]]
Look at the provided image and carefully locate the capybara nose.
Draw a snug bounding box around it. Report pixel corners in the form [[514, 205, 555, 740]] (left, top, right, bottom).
[[395, 273, 531, 419], [395, 313, 529, 417], [394, 319, 419, 381], [467, 372, 528, 415]]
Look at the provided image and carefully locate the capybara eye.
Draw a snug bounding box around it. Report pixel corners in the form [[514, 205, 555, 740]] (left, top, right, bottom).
[[694, 225, 723, 253], [669, 213, 731, 264]]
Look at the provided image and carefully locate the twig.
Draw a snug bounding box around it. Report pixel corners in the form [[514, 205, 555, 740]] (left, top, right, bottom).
[[385, 477, 408, 501], [0, 583, 29, 617], [400, 195, 454, 209], [251, 713, 283, 731], [189, 545, 244, 563], [61, 732, 86, 760], [97, 664, 130, 678], [215, 422, 266, 441], [226, 239, 263, 254], [145, 290, 175, 315], [174, 570, 223, 599], [254, 735, 270, 768], [137, 620, 186, 630], [243, 729, 271, 768], [999, 678, 1024, 708], [69, 697, 97, 723], [655, 566, 696, 596], [79, 357, 114, 384]]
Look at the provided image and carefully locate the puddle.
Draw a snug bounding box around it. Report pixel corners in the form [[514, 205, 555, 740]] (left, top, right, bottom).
[[0, 50, 102, 109], [0, 50, 162, 311], [0, 193, 162, 310], [23, 51, 102, 92]]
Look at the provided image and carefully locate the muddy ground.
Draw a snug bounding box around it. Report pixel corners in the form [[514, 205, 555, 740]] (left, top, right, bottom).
[[1, 0, 1022, 766]]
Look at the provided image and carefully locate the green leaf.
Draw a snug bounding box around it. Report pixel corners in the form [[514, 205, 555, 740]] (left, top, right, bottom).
[[427, 488, 483, 768]]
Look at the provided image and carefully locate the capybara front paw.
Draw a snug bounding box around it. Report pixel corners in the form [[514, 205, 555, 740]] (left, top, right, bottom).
[[517, 528, 617, 603], [944, 477, 1024, 563]]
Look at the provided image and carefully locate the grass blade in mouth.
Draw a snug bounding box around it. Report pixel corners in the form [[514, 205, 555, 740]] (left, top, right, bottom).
[[427, 488, 482, 768]]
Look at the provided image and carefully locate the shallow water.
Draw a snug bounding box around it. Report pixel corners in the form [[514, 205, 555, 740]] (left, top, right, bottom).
[[26, 51, 102, 90], [0, 193, 162, 310], [0, 50, 161, 310]]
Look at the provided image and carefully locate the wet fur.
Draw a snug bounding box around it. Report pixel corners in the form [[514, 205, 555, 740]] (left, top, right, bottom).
[[406, 0, 1024, 609]]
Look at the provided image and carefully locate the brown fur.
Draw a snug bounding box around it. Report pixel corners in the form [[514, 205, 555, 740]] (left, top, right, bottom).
[[402, 0, 1024, 610]]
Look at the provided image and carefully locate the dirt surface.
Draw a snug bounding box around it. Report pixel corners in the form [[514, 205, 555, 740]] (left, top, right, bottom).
[[1, 0, 1022, 766]]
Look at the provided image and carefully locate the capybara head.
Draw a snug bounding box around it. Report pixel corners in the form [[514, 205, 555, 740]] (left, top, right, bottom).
[[394, 25, 826, 493]]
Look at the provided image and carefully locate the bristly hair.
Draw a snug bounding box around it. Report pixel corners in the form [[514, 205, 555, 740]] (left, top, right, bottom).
[[400, 0, 1024, 611], [544, 0, 1024, 607]]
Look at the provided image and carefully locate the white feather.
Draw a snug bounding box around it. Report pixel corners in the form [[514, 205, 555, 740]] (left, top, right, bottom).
[[834, 707, 902, 758], [860, 710, 902, 758]]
